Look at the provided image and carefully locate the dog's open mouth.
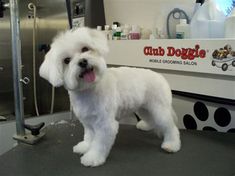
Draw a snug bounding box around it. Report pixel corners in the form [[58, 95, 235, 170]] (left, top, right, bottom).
[[79, 67, 96, 83]]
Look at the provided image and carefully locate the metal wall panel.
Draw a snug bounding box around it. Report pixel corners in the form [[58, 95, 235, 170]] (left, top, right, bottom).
[[0, 0, 70, 119]]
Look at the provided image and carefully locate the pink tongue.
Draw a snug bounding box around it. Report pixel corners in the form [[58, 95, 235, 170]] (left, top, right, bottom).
[[83, 71, 96, 83]]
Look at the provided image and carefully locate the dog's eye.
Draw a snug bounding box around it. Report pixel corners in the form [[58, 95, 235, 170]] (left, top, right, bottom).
[[64, 57, 71, 64], [81, 47, 89, 53]]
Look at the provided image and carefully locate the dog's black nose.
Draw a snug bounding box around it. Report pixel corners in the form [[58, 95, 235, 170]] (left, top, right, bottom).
[[78, 58, 88, 68]]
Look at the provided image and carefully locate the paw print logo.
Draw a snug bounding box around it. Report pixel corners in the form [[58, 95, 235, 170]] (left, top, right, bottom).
[[183, 102, 235, 133]]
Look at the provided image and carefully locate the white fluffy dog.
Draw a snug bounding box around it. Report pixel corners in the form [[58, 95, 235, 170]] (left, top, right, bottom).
[[39, 27, 181, 167]]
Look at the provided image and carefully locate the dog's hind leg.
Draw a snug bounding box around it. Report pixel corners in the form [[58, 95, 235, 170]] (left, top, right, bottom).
[[136, 120, 153, 131], [136, 109, 154, 131], [148, 104, 181, 153]]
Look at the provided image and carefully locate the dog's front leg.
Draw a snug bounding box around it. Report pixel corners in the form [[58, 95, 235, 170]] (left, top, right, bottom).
[[80, 117, 119, 167], [73, 124, 94, 155]]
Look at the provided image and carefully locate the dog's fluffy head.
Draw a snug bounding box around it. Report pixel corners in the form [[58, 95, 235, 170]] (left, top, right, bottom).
[[39, 27, 109, 90]]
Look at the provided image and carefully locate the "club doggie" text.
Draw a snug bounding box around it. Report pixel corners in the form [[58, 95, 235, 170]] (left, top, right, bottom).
[[143, 45, 206, 60]]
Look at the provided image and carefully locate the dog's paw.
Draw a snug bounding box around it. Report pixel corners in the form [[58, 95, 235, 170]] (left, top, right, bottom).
[[161, 139, 181, 153], [80, 151, 106, 167], [73, 141, 90, 154], [136, 120, 153, 131]]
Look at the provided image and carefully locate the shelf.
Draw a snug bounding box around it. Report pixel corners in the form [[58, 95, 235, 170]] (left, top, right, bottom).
[[106, 39, 235, 100], [107, 39, 235, 77]]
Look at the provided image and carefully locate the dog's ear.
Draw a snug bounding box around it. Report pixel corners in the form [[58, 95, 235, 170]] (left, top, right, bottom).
[[39, 49, 64, 87], [89, 28, 109, 56]]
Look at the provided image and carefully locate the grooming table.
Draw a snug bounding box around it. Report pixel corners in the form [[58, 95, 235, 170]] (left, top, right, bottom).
[[0, 120, 234, 176]]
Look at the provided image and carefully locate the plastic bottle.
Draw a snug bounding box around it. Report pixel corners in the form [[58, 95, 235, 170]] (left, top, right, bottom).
[[113, 27, 122, 40], [111, 24, 117, 40], [176, 19, 190, 39], [104, 25, 112, 40], [121, 28, 129, 40], [190, 0, 226, 38], [149, 34, 155, 40], [128, 25, 140, 40], [225, 8, 235, 38], [192, 0, 205, 17], [97, 26, 102, 31]]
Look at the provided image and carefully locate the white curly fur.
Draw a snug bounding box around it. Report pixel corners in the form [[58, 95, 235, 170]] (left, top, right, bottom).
[[39, 27, 181, 167]]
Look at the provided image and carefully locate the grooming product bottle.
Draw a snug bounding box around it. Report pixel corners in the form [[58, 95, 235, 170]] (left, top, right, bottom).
[[104, 25, 112, 40], [128, 25, 140, 40], [97, 26, 102, 31], [121, 28, 129, 40], [111, 24, 117, 40], [113, 27, 121, 40], [176, 19, 190, 39], [190, 0, 226, 38], [192, 0, 205, 17], [149, 34, 155, 40], [121, 24, 130, 40]]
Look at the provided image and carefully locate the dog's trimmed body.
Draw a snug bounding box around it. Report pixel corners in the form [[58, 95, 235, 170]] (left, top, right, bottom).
[[39, 27, 181, 167]]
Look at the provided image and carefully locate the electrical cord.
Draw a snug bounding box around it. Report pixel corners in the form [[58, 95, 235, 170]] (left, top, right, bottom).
[[166, 8, 190, 39]]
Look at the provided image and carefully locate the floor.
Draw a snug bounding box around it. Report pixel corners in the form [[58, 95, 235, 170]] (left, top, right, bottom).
[[0, 112, 71, 155], [0, 120, 234, 176]]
